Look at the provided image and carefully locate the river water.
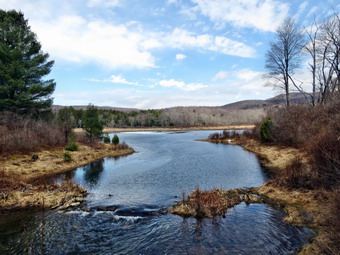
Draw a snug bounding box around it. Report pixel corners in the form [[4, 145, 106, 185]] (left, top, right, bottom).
[[0, 131, 313, 254]]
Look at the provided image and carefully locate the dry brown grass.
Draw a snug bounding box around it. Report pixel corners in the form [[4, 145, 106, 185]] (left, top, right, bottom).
[[169, 188, 262, 218], [0, 142, 134, 182], [236, 137, 340, 255], [235, 137, 305, 172], [0, 142, 134, 210], [0, 178, 87, 211]]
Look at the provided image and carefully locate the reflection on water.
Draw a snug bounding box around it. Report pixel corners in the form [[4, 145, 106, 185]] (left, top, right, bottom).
[[0, 131, 314, 254], [82, 159, 105, 188]]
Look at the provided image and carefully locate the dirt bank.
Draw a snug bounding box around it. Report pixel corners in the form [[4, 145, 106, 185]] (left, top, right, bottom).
[[0, 143, 134, 211]]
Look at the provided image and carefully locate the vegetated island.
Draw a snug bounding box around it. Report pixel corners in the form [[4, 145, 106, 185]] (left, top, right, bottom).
[[0, 142, 134, 211]]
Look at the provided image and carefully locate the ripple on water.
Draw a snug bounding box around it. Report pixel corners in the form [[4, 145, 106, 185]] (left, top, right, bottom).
[[0, 131, 314, 254]]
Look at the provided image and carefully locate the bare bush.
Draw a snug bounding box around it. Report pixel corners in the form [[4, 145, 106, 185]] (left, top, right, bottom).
[[323, 190, 340, 254], [0, 112, 65, 156], [208, 130, 241, 141], [274, 157, 317, 189], [307, 126, 340, 187], [261, 96, 340, 188], [112, 142, 130, 151]]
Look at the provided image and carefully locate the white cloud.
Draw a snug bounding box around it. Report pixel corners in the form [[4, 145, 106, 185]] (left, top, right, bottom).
[[30, 16, 156, 69], [88, 75, 141, 86], [159, 79, 208, 91], [109, 75, 141, 86], [190, 0, 289, 32], [176, 53, 187, 60], [166, 28, 256, 58], [160, 79, 185, 88], [0, 0, 257, 71], [213, 69, 263, 82], [212, 71, 229, 81], [235, 69, 263, 81]]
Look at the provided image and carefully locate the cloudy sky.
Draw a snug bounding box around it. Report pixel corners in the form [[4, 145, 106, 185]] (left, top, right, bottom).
[[1, 0, 339, 109]]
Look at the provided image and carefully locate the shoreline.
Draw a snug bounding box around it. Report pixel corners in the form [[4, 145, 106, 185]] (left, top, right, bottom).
[[73, 124, 255, 134], [195, 137, 334, 255], [0, 143, 134, 211]]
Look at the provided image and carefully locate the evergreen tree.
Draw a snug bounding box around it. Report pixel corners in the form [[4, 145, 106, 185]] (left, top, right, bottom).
[[112, 134, 119, 145], [83, 104, 103, 142], [0, 10, 55, 116]]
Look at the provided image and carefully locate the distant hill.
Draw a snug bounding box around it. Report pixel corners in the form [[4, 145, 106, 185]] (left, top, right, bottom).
[[52, 105, 138, 112], [221, 93, 310, 110], [53, 93, 311, 113]]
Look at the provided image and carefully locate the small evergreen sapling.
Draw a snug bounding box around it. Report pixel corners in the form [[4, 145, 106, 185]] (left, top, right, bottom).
[[112, 134, 119, 145]]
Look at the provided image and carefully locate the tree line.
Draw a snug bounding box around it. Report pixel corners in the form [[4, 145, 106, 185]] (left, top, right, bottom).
[[55, 106, 264, 129]]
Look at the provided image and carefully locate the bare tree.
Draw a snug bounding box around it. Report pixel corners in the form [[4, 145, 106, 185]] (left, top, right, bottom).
[[317, 12, 340, 103], [304, 17, 322, 106], [265, 18, 305, 107]]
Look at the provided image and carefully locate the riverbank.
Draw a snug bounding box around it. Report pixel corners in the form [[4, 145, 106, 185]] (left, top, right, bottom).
[[236, 138, 337, 255], [174, 137, 337, 254], [0, 143, 134, 211], [73, 124, 255, 134]]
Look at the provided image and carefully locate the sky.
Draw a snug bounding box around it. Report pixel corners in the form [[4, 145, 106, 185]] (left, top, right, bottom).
[[1, 0, 339, 109]]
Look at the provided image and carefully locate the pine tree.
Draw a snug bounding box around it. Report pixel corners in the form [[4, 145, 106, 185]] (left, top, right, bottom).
[[83, 104, 103, 142], [0, 10, 55, 116]]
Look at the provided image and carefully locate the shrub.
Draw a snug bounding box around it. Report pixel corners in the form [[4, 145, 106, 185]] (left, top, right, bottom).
[[112, 142, 130, 151], [260, 118, 273, 142], [64, 143, 78, 151], [208, 132, 220, 141], [102, 135, 110, 143], [0, 112, 65, 156], [63, 152, 72, 161], [208, 130, 241, 141], [261, 96, 340, 188], [307, 126, 340, 187], [274, 157, 317, 189], [112, 134, 119, 145]]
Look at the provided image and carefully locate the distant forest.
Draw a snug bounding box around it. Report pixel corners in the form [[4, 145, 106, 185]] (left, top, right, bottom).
[[54, 106, 265, 128]]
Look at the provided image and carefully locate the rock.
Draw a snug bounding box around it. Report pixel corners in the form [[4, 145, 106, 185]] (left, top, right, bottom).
[[31, 154, 39, 161], [94, 205, 118, 212], [81, 207, 91, 212], [115, 206, 165, 217], [70, 202, 80, 207]]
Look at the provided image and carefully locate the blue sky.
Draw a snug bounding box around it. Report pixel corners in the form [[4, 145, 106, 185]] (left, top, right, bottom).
[[1, 0, 339, 109]]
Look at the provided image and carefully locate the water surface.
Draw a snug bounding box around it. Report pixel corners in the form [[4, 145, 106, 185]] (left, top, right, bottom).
[[0, 131, 313, 254]]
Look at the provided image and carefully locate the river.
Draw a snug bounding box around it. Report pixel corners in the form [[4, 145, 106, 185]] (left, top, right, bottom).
[[0, 131, 313, 254]]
